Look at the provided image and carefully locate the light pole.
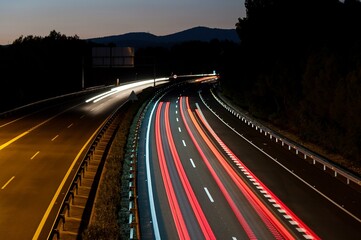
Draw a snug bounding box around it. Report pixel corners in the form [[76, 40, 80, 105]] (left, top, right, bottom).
[[153, 58, 156, 88]]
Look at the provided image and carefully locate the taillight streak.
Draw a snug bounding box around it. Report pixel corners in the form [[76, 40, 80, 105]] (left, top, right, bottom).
[[155, 102, 190, 240], [193, 98, 321, 240], [191, 106, 291, 240], [163, 102, 216, 240], [179, 97, 257, 240]]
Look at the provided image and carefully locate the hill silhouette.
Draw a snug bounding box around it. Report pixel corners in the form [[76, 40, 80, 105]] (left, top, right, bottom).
[[87, 26, 239, 48]]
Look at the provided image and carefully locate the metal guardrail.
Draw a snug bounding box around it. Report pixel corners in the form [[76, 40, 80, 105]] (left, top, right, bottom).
[[0, 85, 112, 118], [48, 100, 127, 239], [46, 79, 187, 240], [127, 107, 144, 240], [205, 88, 361, 192], [128, 80, 190, 239]]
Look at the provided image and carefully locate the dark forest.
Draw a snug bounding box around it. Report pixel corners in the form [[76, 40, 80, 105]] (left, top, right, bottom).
[[221, 0, 361, 169]]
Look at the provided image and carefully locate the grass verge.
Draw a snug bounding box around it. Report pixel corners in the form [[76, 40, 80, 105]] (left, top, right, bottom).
[[81, 87, 154, 240]]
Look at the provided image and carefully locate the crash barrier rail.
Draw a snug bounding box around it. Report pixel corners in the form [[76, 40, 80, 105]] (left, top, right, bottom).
[[49, 100, 127, 239], [50, 81, 179, 239], [128, 80, 190, 239], [0, 85, 111, 118], [127, 87, 167, 240], [127, 103, 145, 240], [205, 88, 361, 192]]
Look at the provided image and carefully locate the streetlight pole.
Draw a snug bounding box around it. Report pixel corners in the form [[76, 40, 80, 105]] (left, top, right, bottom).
[[153, 58, 156, 88], [81, 56, 85, 89]]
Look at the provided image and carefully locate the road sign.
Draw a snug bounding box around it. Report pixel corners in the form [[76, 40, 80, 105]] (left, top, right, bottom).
[[92, 47, 134, 68]]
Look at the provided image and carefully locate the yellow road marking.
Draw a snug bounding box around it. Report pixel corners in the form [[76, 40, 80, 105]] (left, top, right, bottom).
[[0, 132, 29, 150], [31, 151, 40, 160], [32, 121, 104, 239], [1, 176, 15, 189]]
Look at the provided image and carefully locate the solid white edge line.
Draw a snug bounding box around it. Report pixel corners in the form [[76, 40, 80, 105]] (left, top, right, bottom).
[[200, 91, 361, 224], [146, 99, 162, 240]]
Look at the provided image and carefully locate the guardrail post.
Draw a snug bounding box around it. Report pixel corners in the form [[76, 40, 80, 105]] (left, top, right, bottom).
[[77, 173, 82, 186], [65, 200, 70, 216], [84, 156, 89, 170], [59, 213, 65, 231], [71, 181, 79, 194], [80, 165, 85, 178], [69, 190, 75, 205], [52, 229, 60, 240]]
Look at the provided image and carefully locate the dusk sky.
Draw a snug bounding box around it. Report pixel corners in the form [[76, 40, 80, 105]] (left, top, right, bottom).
[[0, 0, 245, 45]]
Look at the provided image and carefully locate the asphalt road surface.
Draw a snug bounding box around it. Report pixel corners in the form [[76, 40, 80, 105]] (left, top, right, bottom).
[[0, 79, 165, 240], [137, 78, 361, 240]]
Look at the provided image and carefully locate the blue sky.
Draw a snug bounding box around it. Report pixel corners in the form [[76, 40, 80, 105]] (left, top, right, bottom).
[[0, 0, 245, 45]]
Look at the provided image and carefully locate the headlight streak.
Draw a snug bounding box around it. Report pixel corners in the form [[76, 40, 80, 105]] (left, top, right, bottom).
[[85, 78, 169, 103], [177, 73, 218, 78], [84, 73, 216, 103], [85, 88, 118, 103]]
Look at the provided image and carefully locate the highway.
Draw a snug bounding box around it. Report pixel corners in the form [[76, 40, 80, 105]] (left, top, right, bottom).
[[137, 77, 361, 239], [0, 78, 167, 240]]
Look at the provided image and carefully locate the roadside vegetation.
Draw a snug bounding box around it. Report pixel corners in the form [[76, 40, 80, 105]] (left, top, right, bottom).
[[82, 87, 154, 240], [220, 0, 361, 175], [0, 30, 235, 113]]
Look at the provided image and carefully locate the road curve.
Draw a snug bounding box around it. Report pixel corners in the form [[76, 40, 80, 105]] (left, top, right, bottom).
[[137, 78, 361, 240], [0, 79, 166, 240]]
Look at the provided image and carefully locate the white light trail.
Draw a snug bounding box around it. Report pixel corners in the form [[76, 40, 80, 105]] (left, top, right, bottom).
[[85, 77, 169, 103]]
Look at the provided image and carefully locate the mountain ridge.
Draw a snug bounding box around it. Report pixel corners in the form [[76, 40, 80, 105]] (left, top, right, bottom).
[[87, 26, 239, 48]]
